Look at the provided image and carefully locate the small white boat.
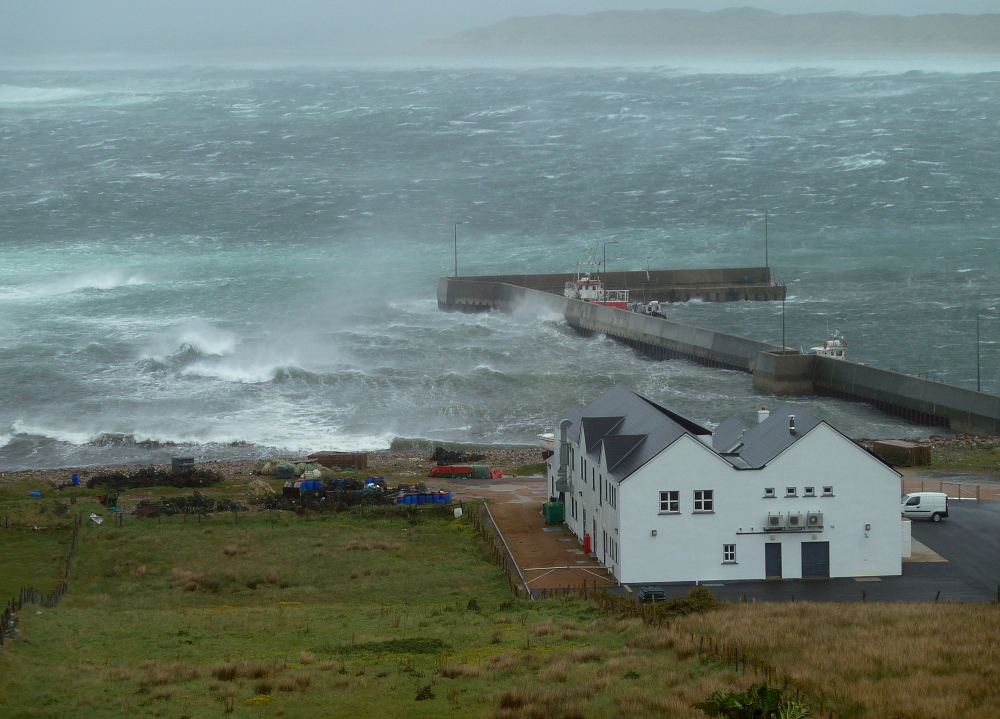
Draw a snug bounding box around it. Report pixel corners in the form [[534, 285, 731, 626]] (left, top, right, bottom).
[[537, 432, 555, 451], [809, 330, 848, 360]]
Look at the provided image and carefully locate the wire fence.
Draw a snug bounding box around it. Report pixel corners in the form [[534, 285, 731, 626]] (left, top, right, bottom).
[[468, 503, 530, 600], [1, 515, 81, 650]]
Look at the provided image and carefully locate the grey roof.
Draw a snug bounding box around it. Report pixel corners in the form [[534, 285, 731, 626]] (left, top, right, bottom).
[[580, 416, 624, 453], [559, 387, 842, 480], [712, 416, 749, 453], [560, 384, 711, 481], [731, 405, 824, 469]]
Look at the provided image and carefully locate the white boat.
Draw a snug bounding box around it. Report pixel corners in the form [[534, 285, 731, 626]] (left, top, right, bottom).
[[537, 433, 555, 451], [809, 330, 848, 360]]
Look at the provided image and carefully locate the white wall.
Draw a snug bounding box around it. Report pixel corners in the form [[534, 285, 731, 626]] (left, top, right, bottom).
[[615, 424, 902, 584]]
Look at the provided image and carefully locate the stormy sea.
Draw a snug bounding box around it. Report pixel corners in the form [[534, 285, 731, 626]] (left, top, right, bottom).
[[2, 56, 999, 470]]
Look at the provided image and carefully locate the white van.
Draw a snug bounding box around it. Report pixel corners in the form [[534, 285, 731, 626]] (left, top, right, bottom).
[[901, 492, 949, 522]]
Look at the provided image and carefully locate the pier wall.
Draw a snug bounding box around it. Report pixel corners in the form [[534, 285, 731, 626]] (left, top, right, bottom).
[[456, 267, 784, 303], [440, 277, 1000, 435], [438, 277, 778, 371]]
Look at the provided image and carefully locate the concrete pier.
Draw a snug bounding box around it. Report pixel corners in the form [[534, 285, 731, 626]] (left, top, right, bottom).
[[439, 276, 1000, 435], [455, 266, 785, 304]]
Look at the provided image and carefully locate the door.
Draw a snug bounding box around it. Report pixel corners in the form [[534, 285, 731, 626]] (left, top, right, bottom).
[[801, 541, 830, 578], [765, 543, 782, 579], [903, 495, 927, 519]]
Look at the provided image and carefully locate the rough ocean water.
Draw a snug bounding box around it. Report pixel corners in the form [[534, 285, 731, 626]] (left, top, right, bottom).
[[2, 57, 999, 470]]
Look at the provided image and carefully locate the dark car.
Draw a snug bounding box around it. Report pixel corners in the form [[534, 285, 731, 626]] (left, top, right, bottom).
[[635, 586, 666, 603]]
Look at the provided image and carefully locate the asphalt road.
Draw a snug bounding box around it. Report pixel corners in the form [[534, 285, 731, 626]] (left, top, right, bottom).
[[613, 500, 1000, 603], [910, 499, 1000, 599]]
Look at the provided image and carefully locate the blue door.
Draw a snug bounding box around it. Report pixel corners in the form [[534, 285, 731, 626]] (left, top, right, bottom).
[[765, 543, 782, 579], [801, 542, 830, 578]]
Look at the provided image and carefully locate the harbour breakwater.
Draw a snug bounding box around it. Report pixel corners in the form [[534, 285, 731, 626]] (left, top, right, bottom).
[[438, 275, 1000, 435]]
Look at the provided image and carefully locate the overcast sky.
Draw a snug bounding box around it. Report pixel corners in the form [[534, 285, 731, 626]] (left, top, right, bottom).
[[3, 1, 1000, 56]]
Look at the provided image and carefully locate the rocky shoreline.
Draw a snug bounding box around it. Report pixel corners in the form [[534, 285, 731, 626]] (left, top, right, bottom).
[[0, 447, 548, 488]]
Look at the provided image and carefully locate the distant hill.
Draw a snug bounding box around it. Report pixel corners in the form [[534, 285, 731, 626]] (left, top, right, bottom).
[[430, 7, 1000, 54]]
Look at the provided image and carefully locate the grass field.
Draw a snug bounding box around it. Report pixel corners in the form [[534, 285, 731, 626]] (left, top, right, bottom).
[[0, 482, 743, 719], [4, 475, 1000, 718], [674, 600, 1000, 719]]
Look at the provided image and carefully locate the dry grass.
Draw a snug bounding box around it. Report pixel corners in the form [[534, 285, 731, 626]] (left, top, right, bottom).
[[489, 651, 540, 674], [137, 661, 201, 690], [319, 660, 339, 672], [298, 652, 315, 665], [439, 663, 481, 678], [538, 659, 572, 683], [344, 539, 395, 551], [276, 673, 311, 692], [210, 661, 285, 682], [675, 602, 1000, 718], [496, 687, 586, 719], [531, 619, 556, 636]]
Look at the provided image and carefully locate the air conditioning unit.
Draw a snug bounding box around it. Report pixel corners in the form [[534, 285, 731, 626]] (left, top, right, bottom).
[[806, 512, 824, 528], [787, 512, 804, 529], [766, 513, 784, 529]]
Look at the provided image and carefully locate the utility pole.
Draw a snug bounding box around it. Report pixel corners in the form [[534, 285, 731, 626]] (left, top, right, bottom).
[[977, 310, 981, 392], [782, 296, 786, 354], [765, 209, 769, 270], [603, 240, 618, 281]]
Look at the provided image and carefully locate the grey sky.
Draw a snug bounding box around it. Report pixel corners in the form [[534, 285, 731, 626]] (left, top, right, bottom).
[[3, 1, 1000, 55]]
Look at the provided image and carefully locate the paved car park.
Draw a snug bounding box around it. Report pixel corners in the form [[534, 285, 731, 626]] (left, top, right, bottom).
[[620, 500, 1000, 603]]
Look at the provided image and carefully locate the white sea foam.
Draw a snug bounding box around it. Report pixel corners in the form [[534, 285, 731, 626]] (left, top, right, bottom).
[[11, 420, 99, 446], [0, 271, 148, 302], [0, 84, 91, 106], [833, 154, 887, 171]]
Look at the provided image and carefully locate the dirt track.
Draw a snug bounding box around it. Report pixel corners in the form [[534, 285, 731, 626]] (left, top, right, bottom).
[[443, 476, 614, 591]]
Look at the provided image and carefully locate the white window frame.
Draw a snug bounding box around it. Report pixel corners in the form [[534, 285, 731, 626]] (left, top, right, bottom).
[[693, 489, 714, 513], [763, 487, 776, 498], [804, 486, 815, 497], [785, 487, 797, 497], [723, 544, 736, 563], [659, 490, 679, 513], [822, 485, 834, 496]]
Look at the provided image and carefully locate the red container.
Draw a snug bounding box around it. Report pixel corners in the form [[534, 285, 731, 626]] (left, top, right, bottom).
[[583, 533, 591, 554]]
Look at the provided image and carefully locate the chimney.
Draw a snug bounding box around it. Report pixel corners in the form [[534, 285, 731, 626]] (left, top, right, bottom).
[[789, 415, 796, 434], [555, 419, 572, 494], [757, 407, 770, 424]]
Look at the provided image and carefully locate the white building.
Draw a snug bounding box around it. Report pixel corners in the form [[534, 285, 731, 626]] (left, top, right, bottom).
[[547, 385, 902, 584]]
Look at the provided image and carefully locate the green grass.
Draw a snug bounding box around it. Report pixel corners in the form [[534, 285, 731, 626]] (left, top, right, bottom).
[[0, 496, 747, 719], [931, 444, 1000, 474], [0, 530, 72, 600]]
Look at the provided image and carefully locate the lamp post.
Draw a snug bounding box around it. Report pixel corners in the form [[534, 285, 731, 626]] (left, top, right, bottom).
[[977, 310, 981, 392], [603, 240, 618, 280], [781, 296, 786, 354], [765, 209, 769, 271], [454, 221, 468, 278]]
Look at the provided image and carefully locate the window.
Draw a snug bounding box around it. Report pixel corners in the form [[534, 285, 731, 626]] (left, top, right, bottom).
[[822, 486, 834, 496], [659, 490, 679, 513], [764, 487, 775, 498], [905, 496, 920, 506], [694, 490, 714, 512], [785, 487, 797, 497], [804, 487, 815, 497], [723, 544, 736, 563]]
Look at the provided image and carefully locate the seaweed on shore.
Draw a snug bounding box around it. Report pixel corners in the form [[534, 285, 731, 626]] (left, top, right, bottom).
[[86, 465, 224, 490]]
